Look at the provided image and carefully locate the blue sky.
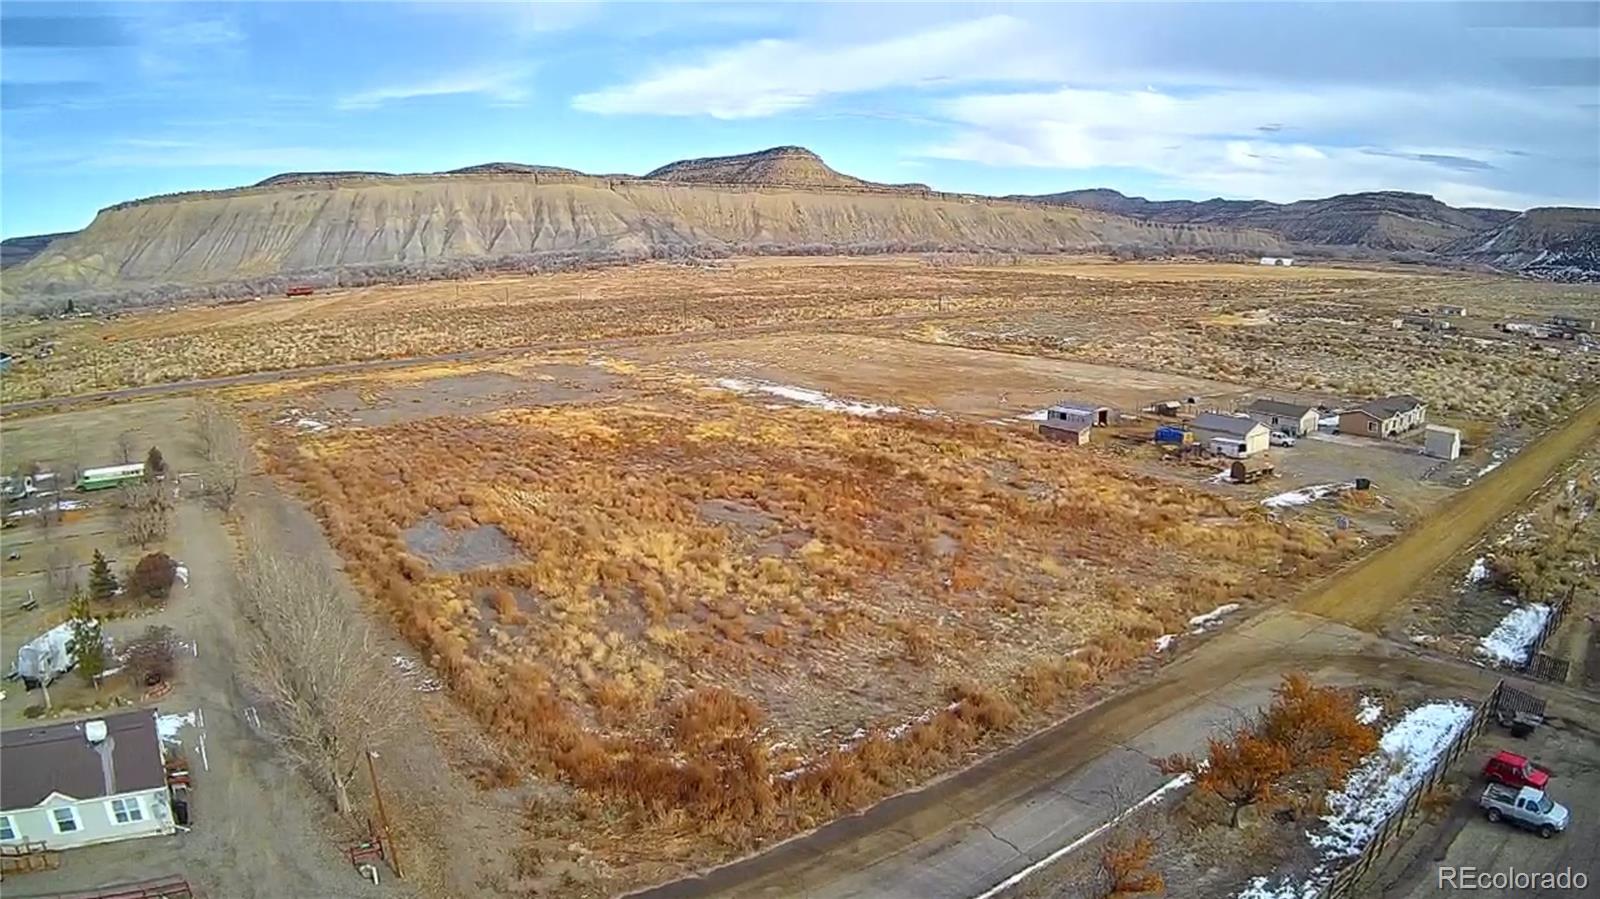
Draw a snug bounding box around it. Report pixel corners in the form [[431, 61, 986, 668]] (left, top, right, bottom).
[[2, 1, 1596, 238]]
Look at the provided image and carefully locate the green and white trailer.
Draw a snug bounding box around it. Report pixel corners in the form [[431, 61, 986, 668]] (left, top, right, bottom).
[[76, 463, 145, 491]]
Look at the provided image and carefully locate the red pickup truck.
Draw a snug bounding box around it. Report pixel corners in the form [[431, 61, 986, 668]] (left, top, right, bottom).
[[1484, 750, 1550, 790]]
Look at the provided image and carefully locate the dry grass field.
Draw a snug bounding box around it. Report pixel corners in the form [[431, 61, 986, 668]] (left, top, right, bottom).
[[256, 369, 1351, 883], [9, 257, 1593, 413]]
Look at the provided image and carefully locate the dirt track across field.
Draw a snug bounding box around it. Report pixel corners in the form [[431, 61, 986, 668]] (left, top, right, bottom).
[[1296, 395, 1600, 629], [629, 396, 1600, 899]]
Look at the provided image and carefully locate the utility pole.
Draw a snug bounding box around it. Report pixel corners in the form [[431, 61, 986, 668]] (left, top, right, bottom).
[[366, 749, 403, 879]]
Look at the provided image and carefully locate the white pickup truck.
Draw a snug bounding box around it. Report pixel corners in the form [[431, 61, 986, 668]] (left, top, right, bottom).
[[1479, 784, 1570, 838]]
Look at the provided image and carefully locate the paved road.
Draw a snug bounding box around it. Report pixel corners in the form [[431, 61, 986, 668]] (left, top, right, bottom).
[[628, 400, 1600, 899]]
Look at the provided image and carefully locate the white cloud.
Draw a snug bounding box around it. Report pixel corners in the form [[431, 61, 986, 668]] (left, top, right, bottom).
[[574, 15, 1055, 119], [926, 85, 1598, 208], [338, 67, 530, 110]]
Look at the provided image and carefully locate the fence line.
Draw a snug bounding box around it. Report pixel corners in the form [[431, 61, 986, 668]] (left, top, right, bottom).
[[1520, 586, 1573, 683], [1317, 680, 1505, 898]]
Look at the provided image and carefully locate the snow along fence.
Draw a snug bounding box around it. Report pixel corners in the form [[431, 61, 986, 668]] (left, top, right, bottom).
[[1314, 680, 1506, 899], [1520, 586, 1574, 684]]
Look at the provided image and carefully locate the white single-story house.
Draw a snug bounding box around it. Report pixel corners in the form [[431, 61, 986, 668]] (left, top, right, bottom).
[[0, 710, 175, 851], [1424, 425, 1462, 460], [1338, 395, 1427, 438], [1050, 400, 1114, 427], [1192, 411, 1269, 457], [1438, 305, 1467, 317], [1244, 399, 1319, 437], [1259, 257, 1295, 266]]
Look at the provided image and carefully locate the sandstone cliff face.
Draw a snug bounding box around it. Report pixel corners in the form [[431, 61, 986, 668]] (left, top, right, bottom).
[[6, 166, 1283, 303]]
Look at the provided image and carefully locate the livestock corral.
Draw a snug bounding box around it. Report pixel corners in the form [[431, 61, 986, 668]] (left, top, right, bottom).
[[5, 256, 1599, 897]]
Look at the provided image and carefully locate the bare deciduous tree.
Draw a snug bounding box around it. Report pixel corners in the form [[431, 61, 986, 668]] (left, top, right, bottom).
[[119, 481, 172, 547], [116, 430, 138, 465], [237, 530, 404, 815], [192, 402, 222, 461], [44, 544, 77, 606], [195, 403, 250, 512]]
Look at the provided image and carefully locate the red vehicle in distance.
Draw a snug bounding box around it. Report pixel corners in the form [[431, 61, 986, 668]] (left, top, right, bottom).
[[1484, 750, 1550, 790]]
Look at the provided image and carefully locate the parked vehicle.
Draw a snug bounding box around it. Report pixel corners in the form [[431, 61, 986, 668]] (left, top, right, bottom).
[[1479, 784, 1569, 838], [1484, 750, 1550, 790], [1270, 431, 1297, 447]]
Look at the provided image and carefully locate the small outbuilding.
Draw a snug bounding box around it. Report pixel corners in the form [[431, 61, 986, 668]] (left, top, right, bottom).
[[1230, 457, 1275, 484], [1439, 305, 1467, 317], [1259, 257, 1295, 266], [0, 710, 175, 851], [1051, 400, 1113, 427], [1192, 411, 1270, 457], [1424, 425, 1461, 460], [1153, 425, 1190, 445], [1244, 398, 1318, 437], [1039, 422, 1089, 445]]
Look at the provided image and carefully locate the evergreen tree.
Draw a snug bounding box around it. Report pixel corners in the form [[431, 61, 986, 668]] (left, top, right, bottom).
[[144, 446, 166, 481], [89, 549, 119, 602], [66, 591, 107, 687]]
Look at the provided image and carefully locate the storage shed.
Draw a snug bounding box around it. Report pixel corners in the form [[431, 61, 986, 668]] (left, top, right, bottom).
[[1424, 425, 1461, 460], [1230, 457, 1275, 484], [1192, 412, 1269, 457], [1039, 423, 1089, 445]]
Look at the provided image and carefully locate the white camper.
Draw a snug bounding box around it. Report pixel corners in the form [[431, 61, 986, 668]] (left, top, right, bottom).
[[16, 621, 82, 688]]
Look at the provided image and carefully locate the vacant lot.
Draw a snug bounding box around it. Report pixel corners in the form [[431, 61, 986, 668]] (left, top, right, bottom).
[[256, 369, 1355, 889]]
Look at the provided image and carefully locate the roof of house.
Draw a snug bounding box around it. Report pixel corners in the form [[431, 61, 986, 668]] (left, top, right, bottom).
[[1245, 399, 1314, 419], [1054, 398, 1111, 411], [1047, 404, 1098, 416], [0, 710, 166, 810], [1193, 412, 1266, 437], [1358, 395, 1425, 418], [1424, 424, 1461, 436]]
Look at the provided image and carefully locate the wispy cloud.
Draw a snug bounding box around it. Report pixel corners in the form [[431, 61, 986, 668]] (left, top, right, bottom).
[[924, 84, 1598, 207], [338, 66, 531, 110], [574, 15, 1056, 119]]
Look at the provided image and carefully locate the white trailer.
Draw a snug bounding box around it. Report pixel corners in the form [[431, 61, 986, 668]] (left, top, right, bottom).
[[16, 620, 80, 688]]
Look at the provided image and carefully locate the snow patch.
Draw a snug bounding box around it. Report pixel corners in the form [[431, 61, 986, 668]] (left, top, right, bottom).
[[1261, 482, 1354, 509], [1356, 697, 1383, 725], [174, 565, 190, 586], [1310, 702, 1473, 858], [1017, 408, 1049, 422], [157, 711, 198, 744], [1189, 603, 1241, 631], [392, 655, 443, 692], [715, 378, 900, 417], [1476, 603, 1552, 666], [1463, 557, 1489, 586], [1154, 634, 1176, 653]]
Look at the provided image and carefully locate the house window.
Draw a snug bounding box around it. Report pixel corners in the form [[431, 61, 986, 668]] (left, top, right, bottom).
[[0, 815, 15, 841], [1367, 422, 1376, 433], [108, 797, 145, 825], [49, 807, 80, 834]]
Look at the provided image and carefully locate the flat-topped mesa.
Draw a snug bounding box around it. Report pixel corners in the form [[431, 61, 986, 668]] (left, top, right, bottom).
[[644, 145, 900, 191]]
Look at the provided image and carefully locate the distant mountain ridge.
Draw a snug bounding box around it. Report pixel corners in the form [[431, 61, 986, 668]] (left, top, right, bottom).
[[5, 147, 1596, 309], [1015, 188, 1524, 253]]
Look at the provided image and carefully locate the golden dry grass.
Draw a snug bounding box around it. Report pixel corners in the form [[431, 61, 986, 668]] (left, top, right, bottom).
[[260, 381, 1349, 869]]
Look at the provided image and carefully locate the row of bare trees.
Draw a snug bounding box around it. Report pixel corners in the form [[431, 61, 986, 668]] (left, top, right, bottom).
[[236, 527, 403, 814], [193, 401, 249, 511]]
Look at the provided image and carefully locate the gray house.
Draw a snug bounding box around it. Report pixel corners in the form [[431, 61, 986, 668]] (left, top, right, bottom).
[[0, 710, 175, 851], [1244, 399, 1318, 437]]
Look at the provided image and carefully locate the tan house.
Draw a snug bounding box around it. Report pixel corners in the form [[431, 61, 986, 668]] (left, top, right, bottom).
[[1244, 399, 1318, 437], [1339, 395, 1427, 438]]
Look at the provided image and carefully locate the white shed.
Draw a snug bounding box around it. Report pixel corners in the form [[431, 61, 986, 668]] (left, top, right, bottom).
[[1424, 425, 1461, 461]]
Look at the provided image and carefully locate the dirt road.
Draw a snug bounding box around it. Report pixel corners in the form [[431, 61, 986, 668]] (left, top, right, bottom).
[[630, 397, 1600, 899], [1297, 396, 1600, 628]]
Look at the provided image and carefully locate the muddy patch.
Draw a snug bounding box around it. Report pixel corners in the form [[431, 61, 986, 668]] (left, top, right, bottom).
[[403, 517, 523, 572], [696, 498, 777, 531]]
